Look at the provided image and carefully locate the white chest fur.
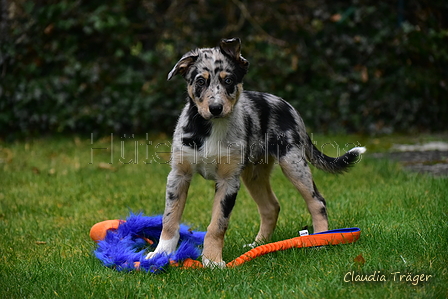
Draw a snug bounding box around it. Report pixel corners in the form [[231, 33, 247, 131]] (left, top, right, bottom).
[[179, 118, 245, 180]]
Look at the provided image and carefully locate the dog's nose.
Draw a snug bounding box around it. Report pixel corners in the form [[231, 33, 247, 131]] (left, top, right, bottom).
[[209, 104, 223, 116]]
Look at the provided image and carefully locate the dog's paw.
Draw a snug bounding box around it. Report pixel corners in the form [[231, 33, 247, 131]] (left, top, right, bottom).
[[202, 256, 226, 269], [145, 236, 179, 259], [243, 242, 257, 249], [145, 251, 159, 260]]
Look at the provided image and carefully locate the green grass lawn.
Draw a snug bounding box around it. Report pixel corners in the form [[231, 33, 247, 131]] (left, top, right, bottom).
[[1, 134, 447, 298]]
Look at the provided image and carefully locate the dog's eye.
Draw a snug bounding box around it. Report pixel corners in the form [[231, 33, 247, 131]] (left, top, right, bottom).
[[196, 78, 206, 87], [224, 77, 234, 85]]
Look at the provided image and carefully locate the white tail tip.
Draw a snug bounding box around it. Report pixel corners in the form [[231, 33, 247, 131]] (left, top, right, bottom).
[[348, 147, 366, 154]]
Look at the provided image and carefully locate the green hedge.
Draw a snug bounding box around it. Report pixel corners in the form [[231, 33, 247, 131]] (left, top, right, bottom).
[[1, 1, 447, 138]]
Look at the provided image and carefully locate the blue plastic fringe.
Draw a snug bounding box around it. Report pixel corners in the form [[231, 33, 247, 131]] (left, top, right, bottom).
[[93, 213, 206, 273]]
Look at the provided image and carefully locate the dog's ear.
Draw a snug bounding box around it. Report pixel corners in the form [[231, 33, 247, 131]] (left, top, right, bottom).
[[167, 50, 199, 81], [219, 38, 249, 70]]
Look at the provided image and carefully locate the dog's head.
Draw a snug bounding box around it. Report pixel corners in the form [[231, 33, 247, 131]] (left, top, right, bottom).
[[168, 38, 249, 119]]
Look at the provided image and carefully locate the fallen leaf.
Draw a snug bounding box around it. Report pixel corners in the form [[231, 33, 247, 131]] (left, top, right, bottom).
[[98, 162, 116, 171], [74, 136, 82, 146], [354, 254, 366, 265], [0, 147, 14, 163]]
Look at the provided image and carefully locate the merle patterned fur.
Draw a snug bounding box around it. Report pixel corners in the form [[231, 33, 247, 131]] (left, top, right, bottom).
[[146, 38, 366, 268]]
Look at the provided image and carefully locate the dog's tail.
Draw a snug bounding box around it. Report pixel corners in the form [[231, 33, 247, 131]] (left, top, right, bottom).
[[305, 135, 366, 174]]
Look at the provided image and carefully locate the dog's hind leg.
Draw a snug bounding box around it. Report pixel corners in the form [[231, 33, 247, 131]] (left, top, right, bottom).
[[279, 153, 328, 233], [242, 160, 280, 244]]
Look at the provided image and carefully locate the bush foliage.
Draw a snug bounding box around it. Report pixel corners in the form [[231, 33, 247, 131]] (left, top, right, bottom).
[[1, 0, 447, 137]]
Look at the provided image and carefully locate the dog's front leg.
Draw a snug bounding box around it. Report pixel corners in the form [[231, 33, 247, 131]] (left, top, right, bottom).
[[146, 167, 192, 259], [202, 174, 240, 268]]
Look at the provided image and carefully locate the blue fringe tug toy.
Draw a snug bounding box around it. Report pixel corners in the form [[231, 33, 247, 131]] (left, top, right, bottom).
[[91, 213, 205, 273]]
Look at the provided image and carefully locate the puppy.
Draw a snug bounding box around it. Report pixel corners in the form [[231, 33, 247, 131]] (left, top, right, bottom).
[[146, 38, 365, 268]]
